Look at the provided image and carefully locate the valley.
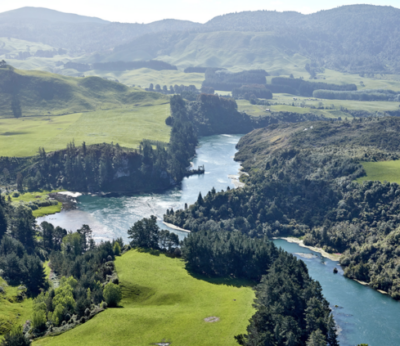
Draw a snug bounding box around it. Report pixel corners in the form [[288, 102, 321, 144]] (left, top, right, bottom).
[[2, 4, 400, 346]]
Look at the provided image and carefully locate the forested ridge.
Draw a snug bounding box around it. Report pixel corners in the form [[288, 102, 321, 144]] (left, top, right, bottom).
[[165, 117, 400, 299]]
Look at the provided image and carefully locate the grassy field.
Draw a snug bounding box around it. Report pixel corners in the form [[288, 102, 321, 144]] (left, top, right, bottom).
[[237, 94, 400, 119], [357, 161, 400, 184], [34, 249, 255, 346], [4, 190, 63, 217], [0, 100, 170, 157], [85, 68, 204, 89], [0, 67, 169, 118], [0, 277, 33, 340]]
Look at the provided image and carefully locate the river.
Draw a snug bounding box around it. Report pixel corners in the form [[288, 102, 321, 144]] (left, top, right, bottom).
[[37, 134, 400, 346]]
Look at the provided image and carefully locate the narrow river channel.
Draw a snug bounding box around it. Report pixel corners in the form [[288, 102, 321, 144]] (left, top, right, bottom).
[[38, 134, 400, 346]]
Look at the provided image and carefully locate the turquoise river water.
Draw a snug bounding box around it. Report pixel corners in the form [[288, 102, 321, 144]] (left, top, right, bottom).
[[37, 134, 400, 346]]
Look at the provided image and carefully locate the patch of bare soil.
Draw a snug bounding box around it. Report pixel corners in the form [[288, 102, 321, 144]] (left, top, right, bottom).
[[204, 316, 220, 323]]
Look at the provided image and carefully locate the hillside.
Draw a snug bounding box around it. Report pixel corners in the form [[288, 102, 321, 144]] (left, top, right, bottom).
[[0, 7, 108, 24], [0, 65, 168, 117], [32, 249, 255, 346], [1, 5, 400, 73], [94, 5, 400, 74]]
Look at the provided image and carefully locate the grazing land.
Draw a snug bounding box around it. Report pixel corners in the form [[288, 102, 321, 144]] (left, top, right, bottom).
[[6, 190, 63, 217], [237, 95, 400, 119], [34, 249, 255, 346], [0, 102, 170, 157], [357, 161, 400, 185]]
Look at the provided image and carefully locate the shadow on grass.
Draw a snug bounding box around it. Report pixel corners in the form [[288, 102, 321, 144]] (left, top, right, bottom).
[[136, 247, 161, 256], [185, 267, 256, 288], [133, 248, 255, 288], [1, 131, 31, 136]]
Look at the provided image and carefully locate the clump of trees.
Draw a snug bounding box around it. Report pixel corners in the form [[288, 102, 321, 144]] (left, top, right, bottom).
[[232, 84, 272, 100], [127, 215, 179, 253], [181, 230, 277, 281], [202, 69, 269, 91]]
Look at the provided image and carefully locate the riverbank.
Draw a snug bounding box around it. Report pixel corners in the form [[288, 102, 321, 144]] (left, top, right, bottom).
[[277, 237, 392, 297], [274, 237, 342, 262]]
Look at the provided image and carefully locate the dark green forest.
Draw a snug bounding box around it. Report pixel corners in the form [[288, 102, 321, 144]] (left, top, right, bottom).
[[164, 117, 400, 299]]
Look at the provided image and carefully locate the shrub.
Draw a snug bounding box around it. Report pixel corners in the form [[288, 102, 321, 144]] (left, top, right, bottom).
[[12, 192, 19, 198], [103, 282, 122, 307], [31, 310, 47, 330], [1, 326, 30, 346]]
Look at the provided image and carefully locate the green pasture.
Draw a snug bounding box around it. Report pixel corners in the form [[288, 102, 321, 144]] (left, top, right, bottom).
[[35, 249, 255, 346], [0, 102, 170, 157], [357, 161, 400, 185], [85, 68, 204, 89], [0, 277, 33, 340], [237, 93, 400, 119], [4, 190, 63, 218]]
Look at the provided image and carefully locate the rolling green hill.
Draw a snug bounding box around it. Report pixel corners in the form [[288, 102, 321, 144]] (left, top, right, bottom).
[[0, 65, 168, 117], [33, 249, 255, 346], [0, 65, 171, 157]]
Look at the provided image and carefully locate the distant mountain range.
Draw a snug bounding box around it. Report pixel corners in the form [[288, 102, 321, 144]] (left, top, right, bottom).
[[0, 5, 399, 73]]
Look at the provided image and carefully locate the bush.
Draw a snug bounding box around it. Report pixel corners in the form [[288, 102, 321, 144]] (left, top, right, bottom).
[[31, 310, 47, 330], [0, 326, 30, 346], [12, 192, 19, 198], [103, 282, 122, 307]]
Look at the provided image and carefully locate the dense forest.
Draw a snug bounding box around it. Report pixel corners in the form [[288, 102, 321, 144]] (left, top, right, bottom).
[[0, 95, 197, 193], [165, 117, 400, 299], [180, 230, 338, 345]]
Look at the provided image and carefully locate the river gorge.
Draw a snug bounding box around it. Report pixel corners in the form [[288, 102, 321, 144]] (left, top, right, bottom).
[[38, 134, 400, 346]]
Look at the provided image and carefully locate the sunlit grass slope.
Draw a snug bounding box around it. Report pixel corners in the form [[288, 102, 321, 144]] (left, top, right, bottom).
[[0, 101, 170, 157], [34, 249, 255, 346], [0, 66, 168, 117], [357, 161, 400, 185], [0, 277, 33, 341]]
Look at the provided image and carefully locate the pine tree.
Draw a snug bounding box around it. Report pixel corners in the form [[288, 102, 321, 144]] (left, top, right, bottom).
[[306, 329, 327, 346]]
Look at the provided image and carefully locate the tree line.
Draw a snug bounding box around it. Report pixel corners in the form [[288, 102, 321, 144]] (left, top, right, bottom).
[[202, 69, 269, 91], [313, 89, 400, 101]]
